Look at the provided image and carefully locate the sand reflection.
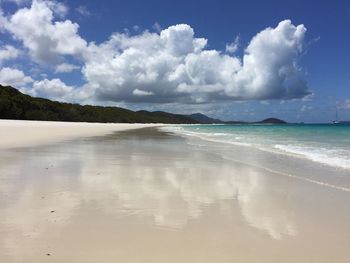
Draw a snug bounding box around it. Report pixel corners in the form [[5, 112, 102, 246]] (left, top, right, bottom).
[[0, 130, 297, 249], [80, 158, 297, 239]]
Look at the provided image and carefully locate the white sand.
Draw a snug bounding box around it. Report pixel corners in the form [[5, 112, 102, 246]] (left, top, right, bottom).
[[0, 119, 161, 149], [0, 127, 349, 262]]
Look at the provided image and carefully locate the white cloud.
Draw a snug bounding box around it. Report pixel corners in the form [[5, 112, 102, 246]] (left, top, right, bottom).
[[0, 67, 33, 86], [81, 20, 309, 104], [45, 0, 68, 18], [75, 5, 90, 17], [25, 78, 74, 99], [0, 44, 20, 63], [1, 0, 310, 105], [231, 20, 308, 100], [2, 0, 86, 64], [55, 62, 80, 73], [225, 35, 240, 53], [133, 88, 154, 96]]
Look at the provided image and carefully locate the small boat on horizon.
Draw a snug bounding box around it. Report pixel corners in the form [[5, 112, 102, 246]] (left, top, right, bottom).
[[332, 108, 339, 124]]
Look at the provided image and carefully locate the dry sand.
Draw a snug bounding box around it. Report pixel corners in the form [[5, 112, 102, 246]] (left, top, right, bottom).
[[0, 125, 349, 262], [0, 119, 160, 149]]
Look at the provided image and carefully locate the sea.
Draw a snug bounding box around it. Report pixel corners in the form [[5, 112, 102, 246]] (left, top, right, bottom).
[[164, 124, 350, 171]]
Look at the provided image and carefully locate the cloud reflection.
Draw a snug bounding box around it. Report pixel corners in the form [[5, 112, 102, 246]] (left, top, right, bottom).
[[0, 131, 297, 253]]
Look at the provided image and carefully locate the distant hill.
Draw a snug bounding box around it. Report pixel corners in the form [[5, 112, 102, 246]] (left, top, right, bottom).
[[187, 114, 287, 125], [188, 113, 223, 124], [257, 118, 287, 124], [0, 85, 287, 124]]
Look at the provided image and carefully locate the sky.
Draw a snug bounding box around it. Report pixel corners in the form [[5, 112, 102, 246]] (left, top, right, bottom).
[[0, 0, 349, 123]]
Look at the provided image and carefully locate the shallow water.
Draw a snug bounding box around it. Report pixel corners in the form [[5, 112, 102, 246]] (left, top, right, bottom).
[[165, 124, 350, 170]]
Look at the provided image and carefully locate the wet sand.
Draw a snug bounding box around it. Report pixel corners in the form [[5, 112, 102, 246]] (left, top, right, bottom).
[[0, 127, 349, 262]]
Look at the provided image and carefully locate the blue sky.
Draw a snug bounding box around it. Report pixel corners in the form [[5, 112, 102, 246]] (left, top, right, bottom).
[[0, 0, 349, 122]]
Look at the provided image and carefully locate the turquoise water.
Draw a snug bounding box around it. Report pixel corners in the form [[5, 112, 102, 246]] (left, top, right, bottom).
[[165, 124, 350, 170]]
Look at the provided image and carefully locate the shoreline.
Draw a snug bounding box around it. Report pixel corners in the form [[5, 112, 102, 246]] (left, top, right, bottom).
[[167, 127, 350, 192], [162, 125, 350, 171], [0, 119, 162, 149]]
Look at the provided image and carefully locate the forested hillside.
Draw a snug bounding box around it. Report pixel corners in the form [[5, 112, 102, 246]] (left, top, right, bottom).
[[0, 85, 198, 124]]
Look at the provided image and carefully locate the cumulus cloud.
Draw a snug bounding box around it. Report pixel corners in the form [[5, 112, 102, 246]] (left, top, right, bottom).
[[23, 78, 74, 100], [80, 20, 309, 104], [225, 35, 240, 53], [0, 44, 20, 63], [133, 88, 154, 96], [2, 0, 86, 64], [55, 62, 80, 73], [0, 67, 33, 86], [45, 0, 68, 18], [0, 1, 310, 104]]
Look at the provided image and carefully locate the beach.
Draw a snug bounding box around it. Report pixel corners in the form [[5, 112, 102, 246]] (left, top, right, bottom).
[[0, 120, 161, 149], [0, 121, 350, 263]]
